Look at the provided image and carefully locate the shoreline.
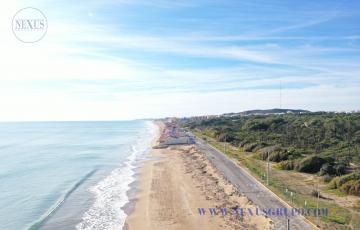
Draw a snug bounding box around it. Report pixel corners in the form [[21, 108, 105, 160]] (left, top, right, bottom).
[[122, 155, 161, 230], [124, 122, 273, 230], [121, 121, 162, 230], [75, 120, 158, 230]]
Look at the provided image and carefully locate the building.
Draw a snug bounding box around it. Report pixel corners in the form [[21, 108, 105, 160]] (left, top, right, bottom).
[[163, 136, 195, 145]]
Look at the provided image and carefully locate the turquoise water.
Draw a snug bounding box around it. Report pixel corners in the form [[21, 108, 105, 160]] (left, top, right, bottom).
[[0, 120, 156, 230]]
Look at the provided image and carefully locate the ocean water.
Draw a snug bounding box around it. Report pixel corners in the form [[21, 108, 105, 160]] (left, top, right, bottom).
[[0, 120, 156, 230]]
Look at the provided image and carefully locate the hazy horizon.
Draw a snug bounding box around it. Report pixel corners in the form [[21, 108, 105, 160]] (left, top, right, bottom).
[[1, 108, 359, 123]]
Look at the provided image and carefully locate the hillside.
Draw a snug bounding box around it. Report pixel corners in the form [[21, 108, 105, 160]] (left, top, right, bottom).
[[223, 108, 310, 116], [183, 111, 360, 196]]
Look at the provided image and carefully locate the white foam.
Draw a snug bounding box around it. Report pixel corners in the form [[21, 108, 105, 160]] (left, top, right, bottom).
[[76, 121, 156, 230]]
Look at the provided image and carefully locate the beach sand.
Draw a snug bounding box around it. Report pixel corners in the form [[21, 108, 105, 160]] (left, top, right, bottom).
[[125, 123, 273, 230]]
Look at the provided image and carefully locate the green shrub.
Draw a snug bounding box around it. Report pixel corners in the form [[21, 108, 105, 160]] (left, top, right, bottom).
[[322, 174, 333, 182], [216, 133, 236, 142], [244, 143, 258, 152], [338, 173, 360, 185], [320, 163, 335, 176], [327, 176, 339, 189], [275, 160, 295, 170], [328, 172, 360, 189], [294, 156, 327, 173], [340, 180, 360, 196], [259, 146, 290, 162], [253, 143, 268, 152], [239, 141, 248, 147], [269, 151, 289, 162], [334, 163, 347, 176], [286, 147, 307, 159], [246, 121, 269, 131]]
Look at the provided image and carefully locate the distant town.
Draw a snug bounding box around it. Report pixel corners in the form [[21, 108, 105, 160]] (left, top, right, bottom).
[[154, 120, 195, 148]]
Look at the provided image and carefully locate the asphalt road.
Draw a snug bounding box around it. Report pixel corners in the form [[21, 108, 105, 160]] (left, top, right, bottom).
[[195, 138, 315, 230]]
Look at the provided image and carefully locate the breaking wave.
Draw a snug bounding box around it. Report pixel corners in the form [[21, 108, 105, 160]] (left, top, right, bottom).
[[76, 121, 156, 230]]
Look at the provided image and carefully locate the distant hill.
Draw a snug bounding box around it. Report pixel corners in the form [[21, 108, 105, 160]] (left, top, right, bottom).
[[223, 108, 310, 117]]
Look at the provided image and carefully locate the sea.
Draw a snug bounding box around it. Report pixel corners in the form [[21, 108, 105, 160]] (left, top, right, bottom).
[[0, 120, 156, 230]]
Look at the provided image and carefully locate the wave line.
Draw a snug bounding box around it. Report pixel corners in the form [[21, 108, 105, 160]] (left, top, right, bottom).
[[27, 169, 97, 230]]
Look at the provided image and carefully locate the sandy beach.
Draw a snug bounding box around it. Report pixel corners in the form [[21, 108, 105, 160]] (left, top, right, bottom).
[[125, 122, 273, 230]]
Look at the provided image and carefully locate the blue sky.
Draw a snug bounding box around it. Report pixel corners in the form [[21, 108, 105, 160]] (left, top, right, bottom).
[[0, 0, 359, 121]]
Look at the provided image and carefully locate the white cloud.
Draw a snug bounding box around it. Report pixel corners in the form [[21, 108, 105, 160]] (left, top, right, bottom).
[[0, 0, 359, 121]]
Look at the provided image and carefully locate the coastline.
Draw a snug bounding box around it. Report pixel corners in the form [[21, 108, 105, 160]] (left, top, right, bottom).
[[124, 121, 273, 230], [75, 120, 157, 230], [121, 121, 162, 230]]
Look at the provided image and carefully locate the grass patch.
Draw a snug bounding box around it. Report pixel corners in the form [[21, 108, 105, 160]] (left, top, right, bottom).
[[192, 130, 356, 229]]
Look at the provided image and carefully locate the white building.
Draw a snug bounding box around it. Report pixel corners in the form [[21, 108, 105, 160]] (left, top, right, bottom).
[[164, 136, 194, 145]]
